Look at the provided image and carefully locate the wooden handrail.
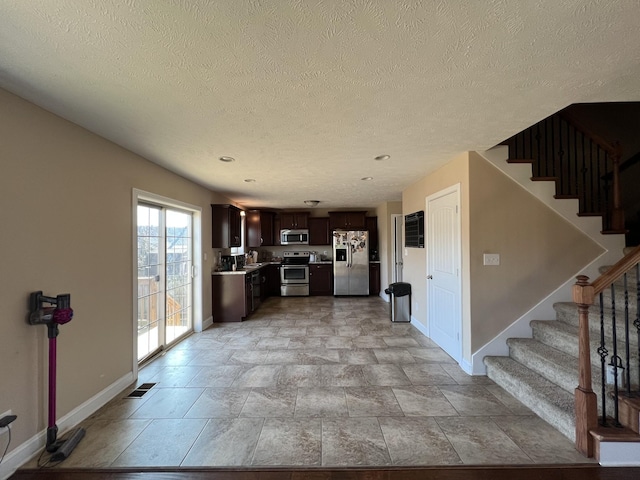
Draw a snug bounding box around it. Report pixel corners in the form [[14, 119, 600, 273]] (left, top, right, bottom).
[[573, 245, 640, 456], [592, 245, 640, 294]]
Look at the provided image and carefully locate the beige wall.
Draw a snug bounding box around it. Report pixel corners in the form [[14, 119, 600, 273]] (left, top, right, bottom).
[[401, 150, 603, 365], [402, 152, 471, 359], [0, 88, 231, 449], [467, 152, 603, 351]]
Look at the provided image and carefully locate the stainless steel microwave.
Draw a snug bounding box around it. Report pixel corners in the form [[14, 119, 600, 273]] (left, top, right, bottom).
[[280, 229, 309, 245]]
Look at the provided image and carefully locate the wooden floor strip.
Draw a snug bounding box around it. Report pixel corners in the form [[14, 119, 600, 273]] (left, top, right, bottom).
[[10, 465, 640, 480]]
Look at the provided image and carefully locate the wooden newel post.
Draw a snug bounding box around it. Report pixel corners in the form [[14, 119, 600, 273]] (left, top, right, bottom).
[[573, 275, 597, 457]]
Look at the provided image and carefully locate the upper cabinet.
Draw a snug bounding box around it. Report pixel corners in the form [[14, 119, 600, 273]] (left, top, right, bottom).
[[211, 204, 242, 248], [246, 210, 275, 247], [328, 211, 367, 230], [308, 217, 331, 245], [366, 216, 378, 259], [280, 212, 309, 229]]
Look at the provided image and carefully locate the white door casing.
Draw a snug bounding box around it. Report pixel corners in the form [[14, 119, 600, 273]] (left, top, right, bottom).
[[392, 214, 404, 283], [426, 185, 462, 363]]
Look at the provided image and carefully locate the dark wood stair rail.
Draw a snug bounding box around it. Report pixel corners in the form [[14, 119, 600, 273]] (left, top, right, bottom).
[[503, 109, 625, 233], [559, 110, 625, 233], [573, 245, 640, 456]]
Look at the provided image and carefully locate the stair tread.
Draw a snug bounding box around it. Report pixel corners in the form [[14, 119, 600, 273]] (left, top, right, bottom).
[[484, 356, 575, 441]]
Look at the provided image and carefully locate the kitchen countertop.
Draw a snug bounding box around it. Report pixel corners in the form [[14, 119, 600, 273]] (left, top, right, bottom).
[[212, 261, 280, 275]]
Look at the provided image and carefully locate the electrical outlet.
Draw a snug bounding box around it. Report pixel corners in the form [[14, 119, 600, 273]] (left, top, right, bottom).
[[483, 253, 500, 266], [0, 409, 13, 436]]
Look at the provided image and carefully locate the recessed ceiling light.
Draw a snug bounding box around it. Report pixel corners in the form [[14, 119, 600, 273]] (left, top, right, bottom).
[[361, 177, 373, 181], [304, 200, 320, 207], [219, 156, 235, 162], [244, 178, 256, 183], [375, 154, 390, 161]]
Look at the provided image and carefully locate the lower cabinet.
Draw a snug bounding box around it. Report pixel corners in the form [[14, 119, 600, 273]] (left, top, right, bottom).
[[309, 264, 333, 296], [369, 263, 380, 296]]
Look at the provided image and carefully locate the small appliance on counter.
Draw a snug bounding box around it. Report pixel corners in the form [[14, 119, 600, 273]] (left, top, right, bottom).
[[220, 254, 245, 271]]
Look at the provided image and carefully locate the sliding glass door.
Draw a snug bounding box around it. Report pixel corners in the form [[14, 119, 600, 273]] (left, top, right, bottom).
[[137, 204, 193, 362]]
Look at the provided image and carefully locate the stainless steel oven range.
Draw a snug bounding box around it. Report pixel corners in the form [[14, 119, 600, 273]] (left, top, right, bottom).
[[280, 251, 310, 296]]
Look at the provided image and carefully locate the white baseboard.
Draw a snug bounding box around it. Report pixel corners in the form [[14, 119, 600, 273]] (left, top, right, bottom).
[[460, 358, 474, 375], [202, 315, 213, 331], [599, 441, 640, 466], [410, 315, 428, 337], [0, 371, 134, 480]]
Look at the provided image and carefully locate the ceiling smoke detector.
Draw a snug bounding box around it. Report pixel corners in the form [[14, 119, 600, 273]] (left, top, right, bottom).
[[304, 200, 320, 207]]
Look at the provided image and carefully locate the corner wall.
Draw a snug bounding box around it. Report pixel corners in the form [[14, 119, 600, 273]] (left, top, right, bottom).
[[375, 201, 402, 300], [0, 88, 229, 455]]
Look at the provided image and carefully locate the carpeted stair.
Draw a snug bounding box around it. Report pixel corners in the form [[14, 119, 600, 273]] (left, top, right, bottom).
[[484, 269, 640, 444]]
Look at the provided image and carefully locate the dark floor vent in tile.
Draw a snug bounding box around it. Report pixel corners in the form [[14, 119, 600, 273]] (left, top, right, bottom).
[[125, 382, 156, 398]]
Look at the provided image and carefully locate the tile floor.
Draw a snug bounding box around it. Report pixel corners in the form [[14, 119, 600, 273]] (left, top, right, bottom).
[[32, 296, 592, 468]]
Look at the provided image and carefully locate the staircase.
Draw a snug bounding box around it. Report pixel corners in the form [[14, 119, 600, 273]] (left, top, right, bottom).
[[482, 110, 640, 464]]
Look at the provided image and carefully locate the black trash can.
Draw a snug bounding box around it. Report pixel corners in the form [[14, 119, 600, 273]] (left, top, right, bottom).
[[384, 282, 411, 323]]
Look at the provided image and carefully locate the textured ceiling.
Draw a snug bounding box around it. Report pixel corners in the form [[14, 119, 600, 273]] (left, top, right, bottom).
[[1, 0, 640, 209]]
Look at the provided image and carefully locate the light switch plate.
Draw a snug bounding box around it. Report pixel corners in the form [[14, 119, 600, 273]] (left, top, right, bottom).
[[483, 253, 500, 266]]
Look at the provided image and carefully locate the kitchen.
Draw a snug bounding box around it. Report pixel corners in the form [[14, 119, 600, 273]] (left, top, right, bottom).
[[211, 207, 381, 322]]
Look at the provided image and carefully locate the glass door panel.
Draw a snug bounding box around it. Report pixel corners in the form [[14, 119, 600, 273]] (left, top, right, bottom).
[[137, 204, 193, 362]]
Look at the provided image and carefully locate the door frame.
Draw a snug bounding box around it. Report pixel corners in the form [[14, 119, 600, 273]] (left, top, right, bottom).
[[132, 189, 203, 377], [425, 183, 462, 363], [391, 214, 404, 284]]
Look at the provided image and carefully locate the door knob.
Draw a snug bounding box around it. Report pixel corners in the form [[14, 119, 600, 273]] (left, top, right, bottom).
[[427, 275, 433, 279]]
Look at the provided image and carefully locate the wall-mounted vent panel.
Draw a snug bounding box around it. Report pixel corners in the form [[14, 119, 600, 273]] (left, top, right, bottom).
[[405, 211, 424, 248]]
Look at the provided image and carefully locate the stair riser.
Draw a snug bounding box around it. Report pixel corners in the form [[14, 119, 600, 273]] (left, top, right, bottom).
[[484, 359, 576, 442]]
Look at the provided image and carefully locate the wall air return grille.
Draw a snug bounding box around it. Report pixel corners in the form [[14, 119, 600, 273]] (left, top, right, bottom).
[[405, 211, 424, 248]]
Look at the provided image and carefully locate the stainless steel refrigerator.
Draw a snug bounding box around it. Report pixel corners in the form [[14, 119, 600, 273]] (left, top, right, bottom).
[[333, 230, 369, 295]]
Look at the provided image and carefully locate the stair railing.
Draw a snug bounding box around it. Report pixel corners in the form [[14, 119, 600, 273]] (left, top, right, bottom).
[[503, 109, 625, 233], [573, 245, 640, 456]]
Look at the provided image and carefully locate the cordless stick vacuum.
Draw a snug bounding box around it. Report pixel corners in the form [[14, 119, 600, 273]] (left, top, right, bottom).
[[29, 291, 85, 461]]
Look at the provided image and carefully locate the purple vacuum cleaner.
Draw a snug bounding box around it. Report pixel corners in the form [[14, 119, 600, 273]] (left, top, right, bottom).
[[29, 291, 85, 461]]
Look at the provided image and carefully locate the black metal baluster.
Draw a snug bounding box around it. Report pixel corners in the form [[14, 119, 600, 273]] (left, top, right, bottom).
[[550, 116, 556, 178], [636, 263, 640, 395], [598, 292, 608, 426], [609, 283, 622, 427], [624, 273, 631, 396]]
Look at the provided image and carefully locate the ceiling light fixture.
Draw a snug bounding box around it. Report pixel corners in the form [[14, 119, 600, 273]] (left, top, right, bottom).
[[244, 178, 256, 183], [361, 177, 373, 181], [219, 156, 235, 162], [374, 154, 390, 161], [304, 200, 320, 207]]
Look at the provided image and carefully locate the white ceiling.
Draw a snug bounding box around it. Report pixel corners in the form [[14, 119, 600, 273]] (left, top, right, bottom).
[[2, 1, 640, 210]]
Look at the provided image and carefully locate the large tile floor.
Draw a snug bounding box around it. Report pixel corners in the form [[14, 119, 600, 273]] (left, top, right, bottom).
[[33, 296, 592, 468]]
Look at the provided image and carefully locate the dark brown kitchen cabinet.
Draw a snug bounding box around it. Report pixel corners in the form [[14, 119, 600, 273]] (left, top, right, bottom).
[[280, 212, 308, 229], [366, 216, 378, 259], [211, 204, 242, 248], [309, 217, 331, 245], [246, 210, 275, 247], [369, 263, 380, 296], [329, 211, 367, 230], [309, 264, 333, 296]]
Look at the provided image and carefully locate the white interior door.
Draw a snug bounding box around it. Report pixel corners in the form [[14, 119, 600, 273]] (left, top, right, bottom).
[[426, 185, 461, 362], [392, 214, 404, 283]]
